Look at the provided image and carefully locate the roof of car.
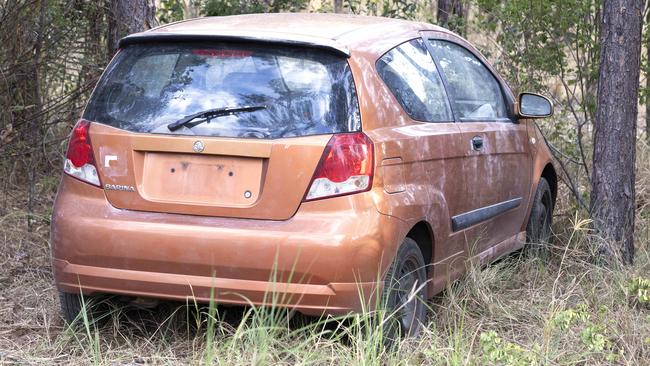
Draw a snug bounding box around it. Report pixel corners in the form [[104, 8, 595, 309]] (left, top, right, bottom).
[[120, 13, 451, 58]]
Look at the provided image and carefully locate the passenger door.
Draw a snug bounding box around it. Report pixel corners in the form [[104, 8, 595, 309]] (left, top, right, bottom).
[[424, 36, 532, 259]]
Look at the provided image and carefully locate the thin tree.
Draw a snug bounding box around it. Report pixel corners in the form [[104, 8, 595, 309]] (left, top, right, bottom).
[[591, 0, 644, 264], [437, 0, 466, 35], [646, 6, 650, 142], [107, 0, 157, 61], [333, 0, 343, 13]]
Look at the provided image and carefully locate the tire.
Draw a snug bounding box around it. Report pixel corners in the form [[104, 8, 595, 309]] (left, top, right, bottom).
[[525, 177, 554, 251], [382, 238, 428, 340], [58, 291, 106, 326]]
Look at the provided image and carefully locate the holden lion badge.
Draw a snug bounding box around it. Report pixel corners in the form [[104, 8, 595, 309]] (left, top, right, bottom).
[[193, 140, 205, 153]]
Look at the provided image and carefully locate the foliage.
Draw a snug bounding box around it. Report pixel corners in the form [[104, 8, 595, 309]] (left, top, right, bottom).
[[628, 277, 650, 306], [474, 0, 600, 94], [345, 0, 418, 19], [473, 0, 601, 212], [203, 0, 309, 16], [0, 0, 108, 229], [479, 330, 539, 365], [551, 302, 590, 330], [580, 323, 610, 352], [550, 303, 619, 360], [157, 0, 185, 23]]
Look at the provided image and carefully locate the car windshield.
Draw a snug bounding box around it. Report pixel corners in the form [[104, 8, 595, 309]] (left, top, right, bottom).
[[84, 43, 361, 139]]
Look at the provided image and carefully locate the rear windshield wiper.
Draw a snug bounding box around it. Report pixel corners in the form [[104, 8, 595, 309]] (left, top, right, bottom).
[[167, 105, 267, 131]]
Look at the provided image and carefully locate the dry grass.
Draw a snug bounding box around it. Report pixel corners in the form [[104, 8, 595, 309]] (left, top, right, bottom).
[[0, 147, 648, 365]]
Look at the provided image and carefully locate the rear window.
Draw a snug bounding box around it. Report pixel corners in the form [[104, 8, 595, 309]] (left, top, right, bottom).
[[84, 43, 361, 139]]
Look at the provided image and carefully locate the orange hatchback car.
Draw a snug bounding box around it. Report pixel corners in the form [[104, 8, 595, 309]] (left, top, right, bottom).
[[51, 14, 557, 335]]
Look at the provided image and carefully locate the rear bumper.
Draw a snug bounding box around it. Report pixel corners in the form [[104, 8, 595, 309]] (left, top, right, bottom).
[[50, 176, 403, 316], [53, 260, 377, 315]]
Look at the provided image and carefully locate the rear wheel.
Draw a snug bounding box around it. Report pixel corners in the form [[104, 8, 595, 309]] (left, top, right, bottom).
[[58, 291, 107, 326], [525, 177, 554, 253], [382, 238, 428, 340]]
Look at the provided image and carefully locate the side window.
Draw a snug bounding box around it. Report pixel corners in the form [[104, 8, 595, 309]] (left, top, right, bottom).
[[377, 39, 453, 122], [428, 40, 510, 122]]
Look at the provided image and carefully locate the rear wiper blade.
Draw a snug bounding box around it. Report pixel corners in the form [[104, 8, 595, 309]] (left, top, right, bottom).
[[167, 105, 267, 131]]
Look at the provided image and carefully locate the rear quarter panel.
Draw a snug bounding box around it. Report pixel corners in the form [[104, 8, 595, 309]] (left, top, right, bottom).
[[348, 44, 469, 293]]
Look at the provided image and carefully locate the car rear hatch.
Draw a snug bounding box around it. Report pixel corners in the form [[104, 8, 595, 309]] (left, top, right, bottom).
[[83, 41, 361, 220]]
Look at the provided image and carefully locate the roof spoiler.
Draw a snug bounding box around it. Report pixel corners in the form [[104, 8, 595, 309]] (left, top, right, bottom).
[[118, 32, 351, 58]]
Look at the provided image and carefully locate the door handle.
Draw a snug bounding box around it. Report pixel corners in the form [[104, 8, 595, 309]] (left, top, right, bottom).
[[471, 136, 484, 151]]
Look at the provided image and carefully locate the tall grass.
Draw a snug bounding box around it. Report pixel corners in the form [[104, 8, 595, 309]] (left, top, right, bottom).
[[0, 146, 648, 365], [45, 217, 647, 365]]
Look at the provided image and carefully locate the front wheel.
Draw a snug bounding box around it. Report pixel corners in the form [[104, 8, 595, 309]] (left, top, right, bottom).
[[525, 177, 554, 252], [382, 238, 428, 340]]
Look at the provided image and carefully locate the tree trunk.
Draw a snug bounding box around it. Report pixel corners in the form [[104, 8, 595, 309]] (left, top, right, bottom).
[[107, 0, 157, 61], [182, 0, 201, 19], [333, 0, 343, 13], [79, 0, 104, 102], [591, 0, 644, 264], [437, 0, 452, 27], [27, 0, 47, 231], [437, 0, 465, 34], [646, 8, 650, 142]]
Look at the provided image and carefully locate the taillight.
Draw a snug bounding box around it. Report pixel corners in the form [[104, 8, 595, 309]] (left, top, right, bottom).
[[304, 132, 374, 201], [63, 119, 100, 186]]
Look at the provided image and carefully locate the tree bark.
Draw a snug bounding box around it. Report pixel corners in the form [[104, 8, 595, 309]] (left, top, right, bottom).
[[78, 0, 104, 99], [437, 0, 451, 27], [333, 0, 343, 13], [646, 7, 650, 142], [591, 0, 644, 264], [181, 0, 201, 19], [437, 0, 465, 34], [27, 0, 47, 231], [107, 0, 157, 61]]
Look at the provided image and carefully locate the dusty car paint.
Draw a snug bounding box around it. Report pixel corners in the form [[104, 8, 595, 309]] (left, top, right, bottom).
[[51, 13, 557, 315]]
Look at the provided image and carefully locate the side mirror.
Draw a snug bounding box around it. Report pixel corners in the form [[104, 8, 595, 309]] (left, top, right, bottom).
[[518, 92, 553, 118]]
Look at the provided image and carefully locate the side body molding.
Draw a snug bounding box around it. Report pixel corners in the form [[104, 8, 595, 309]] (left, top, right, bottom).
[[451, 197, 522, 232]]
